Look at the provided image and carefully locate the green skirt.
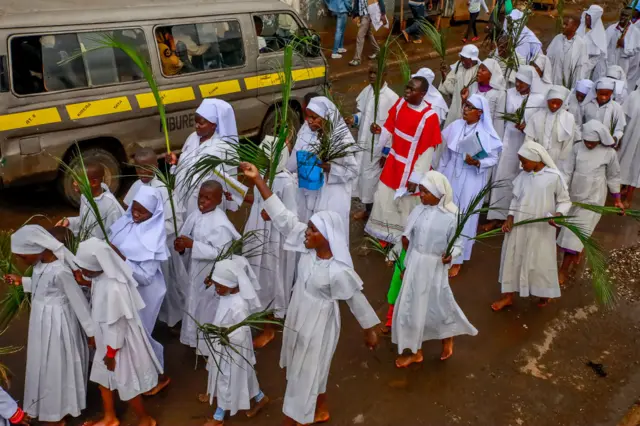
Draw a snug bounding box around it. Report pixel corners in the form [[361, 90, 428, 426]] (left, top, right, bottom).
[[387, 248, 406, 305]]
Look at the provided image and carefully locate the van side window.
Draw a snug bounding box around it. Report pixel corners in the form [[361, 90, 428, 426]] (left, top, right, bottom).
[[254, 13, 301, 53], [0, 56, 8, 92], [10, 29, 148, 95], [155, 20, 245, 77]]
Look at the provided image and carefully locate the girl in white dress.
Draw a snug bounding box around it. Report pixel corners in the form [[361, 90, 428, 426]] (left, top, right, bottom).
[[202, 256, 269, 425], [5, 225, 94, 425], [557, 120, 623, 284], [582, 77, 627, 144], [492, 142, 572, 311], [240, 161, 379, 426], [75, 238, 162, 426], [109, 185, 171, 395], [392, 171, 478, 369]]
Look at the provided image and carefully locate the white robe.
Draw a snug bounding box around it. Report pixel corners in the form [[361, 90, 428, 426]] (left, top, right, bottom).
[[89, 274, 162, 401], [524, 108, 578, 169], [352, 84, 399, 204], [488, 89, 545, 220], [263, 195, 379, 425], [244, 171, 298, 319], [492, 51, 526, 88], [567, 93, 587, 137], [68, 186, 124, 240], [206, 293, 260, 416], [439, 62, 480, 127], [546, 34, 588, 86], [392, 205, 477, 354], [437, 120, 501, 265], [125, 178, 189, 328], [583, 99, 626, 141], [620, 90, 640, 186], [477, 88, 506, 139], [179, 208, 240, 348], [499, 168, 571, 298], [606, 23, 640, 87], [0, 387, 18, 426], [23, 260, 94, 422], [557, 143, 621, 252]]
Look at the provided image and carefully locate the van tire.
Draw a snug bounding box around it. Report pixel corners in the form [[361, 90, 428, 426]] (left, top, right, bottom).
[[260, 106, 302, 143], [57, 147, 122, 208]]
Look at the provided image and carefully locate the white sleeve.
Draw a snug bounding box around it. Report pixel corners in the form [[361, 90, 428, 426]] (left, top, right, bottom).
[[0, 386, 18, 421], [67, 215, 81, 235], [345, 291, 380, 329], [102, 317, 128, 350], [127, 259, 161, 287], [326, 152, 358, 185], [409, 147, 435, 183], [59, 269, 95, 337], [555, 176, 572, 215], [22, 277, 32, 293], [192, 240, 222, 261], [263, 194, 307, 251], [606, 150, 622, 195]]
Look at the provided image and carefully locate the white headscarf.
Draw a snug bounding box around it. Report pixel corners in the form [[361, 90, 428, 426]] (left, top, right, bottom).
[[606, 65, 628, 100], [109, 185, 169, 262], [195, 98, 239, 142], [546, 85, 571, 103], [574, 79, 596, 104], [467, 94, 501, 141], [307, 96, 335, 120], [596, 77, 616, 91], [534, 85, 574, 145], [517, 140, 558, 169], [515, 66, 535, 85], [531, 54, 553, 84], [309, 210, 352, 268], [480, 58, 507, 91], [11, 224, 76, 269], [582, 119, 616, 145], [577, 5, 607, 56], [413, 67, 449, 114], [503, 10, 542, 60], [460, 44, 479, 61], [419, 171, 458, 214], [211, 256, 261, 310]]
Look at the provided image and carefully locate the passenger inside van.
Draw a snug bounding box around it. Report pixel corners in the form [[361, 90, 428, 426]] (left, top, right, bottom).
[[156, 30, 183, 76], [254, 16, 268, 53]]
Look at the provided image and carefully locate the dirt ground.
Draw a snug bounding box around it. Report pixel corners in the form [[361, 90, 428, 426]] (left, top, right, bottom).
[[2, 4, 640, 426]]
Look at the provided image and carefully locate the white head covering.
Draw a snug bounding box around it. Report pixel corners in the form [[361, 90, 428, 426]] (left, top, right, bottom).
[[11, 225, 76, 269], [419, 171, 458, 214], [517, 140, 558, 169], [211, 256, 261, 310], [577, 5, 607, 56], [467, 94, 501, 141], [309, 210, 352, 268], [195, 99, 239, 142], [582, 119, 616, 145], [413, 68, 449, 114], [307, 96, 335, 120], [531, 54, 553, 84], [109, 185, 169, 262], [574, 79, 596, 105], [596, 77, 616, 91], [480, 58, 507, 91], [606, 65, 628, 100], [459, 44, 479, 61], [546, 85, 571, 103], [515, 65, 535, 85]]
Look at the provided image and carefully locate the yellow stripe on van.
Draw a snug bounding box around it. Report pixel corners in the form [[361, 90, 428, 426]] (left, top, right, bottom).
[[244, 73, 282, 90], [0, 108, 62, 131], [66, 97, 132, 120], [292, 66, 326, 81], [199, 80, 242, 98], [137, 87, 196, 109]]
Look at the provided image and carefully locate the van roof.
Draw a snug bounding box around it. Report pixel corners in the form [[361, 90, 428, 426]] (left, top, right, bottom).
[[0, 0, 294, 30]]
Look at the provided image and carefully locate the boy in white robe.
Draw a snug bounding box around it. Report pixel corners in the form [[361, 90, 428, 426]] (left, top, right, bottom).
[[439, 44, 480, 127], [201, 256, 269, 425], [74, 238, 162, 426], [503, 10, 542, 61], [583, 77, 627, 144], [567, 79, 595, 130], [240, 161, 379, 426], [492, 142, 572, 311], [0, 387, 29, 425], [547, 15, 587, 87], [5, 225, 95, 424], [605, 7, 640, 86], [57, 161, 124, 240], [437, 94, 502, 278], [392, 171, 477, 369], [577, 5, 608, 80], [348, 66, 399, 220], [557, 120, 623, 284], [109, 185, 171, 395], [620, 78, 640, 207], [123, 148, 189, 330], [175, 180, 240, 348], [524, 85, 578, 169]]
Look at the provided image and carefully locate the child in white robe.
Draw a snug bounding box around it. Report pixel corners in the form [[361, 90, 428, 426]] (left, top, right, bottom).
[[74, 238, 162, 426], [57, 161, 124, 240], [109, 185, 171, 394], [392, 171, 478, 369], [240, 161, 379, 426], [0, 387, 28, 425], [577, 5, 608, 81], [202, 256, 269, 425], [583, 77, 627, 145], [567, 79, 595, 131], [557, 120, 623, 284], [124, 147, 189, 330], [474, 58, 507, 138], [175, 180, 240, 348], [437, 94, 502, 278], [620, 78, 640, 207], [5, 225, 95, 424], [524, 85, 578, 168], [492, 142, 572, 311]]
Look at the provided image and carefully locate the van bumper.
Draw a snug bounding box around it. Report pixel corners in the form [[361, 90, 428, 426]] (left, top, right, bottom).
[[0, 152, 60, 188]]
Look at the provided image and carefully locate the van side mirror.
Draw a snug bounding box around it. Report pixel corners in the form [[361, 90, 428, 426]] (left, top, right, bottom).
[[0, 56, 8, 92], [298, 30, 321, 58]]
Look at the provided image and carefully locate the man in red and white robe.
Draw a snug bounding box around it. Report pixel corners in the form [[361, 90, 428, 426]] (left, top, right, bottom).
[[364, 76, 443, 243]]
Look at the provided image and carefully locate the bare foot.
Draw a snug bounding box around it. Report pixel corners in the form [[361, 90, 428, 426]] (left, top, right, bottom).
[[558, 269, 568, 287], [246, 395, 270, 418], [203, 420, 223, 426], [491, 296, 513, 312], [380, 325, 391, 335], [82, 419, 119, 426], [440, 338, 454, 360], [352, 210, 370, 221], [448, 264, 461, 278], [253, 328, 275, 349], [623, 199, 631, 209], [480, 220, 501, 232], [537, 297, 550, 308], [395, 350, 424, 368], [144, 376, 171, 396], [314, 409, 330, 424], [198, 393, 209, 403]]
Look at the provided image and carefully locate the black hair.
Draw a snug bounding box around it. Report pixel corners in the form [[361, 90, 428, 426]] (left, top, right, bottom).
[[134, 147, 157, 162], [201, 180, 223, 192], [304, 92, 320, 105], [85, 161, 105, 179], [411, 76, 429, 93]]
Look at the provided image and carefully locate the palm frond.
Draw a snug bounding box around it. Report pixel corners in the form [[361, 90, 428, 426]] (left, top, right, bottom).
[[561, 61, 580, 90], [308, 112, 361, 164], [323, 85, 348, 122], [0, 340, 22, 388], [499, 95, 529, 124], [207, 230, 268, 277], [555, 0, 565, 34], [362, 235, 405, 271], [416, 19, 447, 61], [504, 2, 534, 75], [370, 31, 396, 162], [0, 226, 34, 333], [609, 115, 619, 138], [179, 151, 243, 205], [572, 202, 640, 221], [137, 164, 181, 236]]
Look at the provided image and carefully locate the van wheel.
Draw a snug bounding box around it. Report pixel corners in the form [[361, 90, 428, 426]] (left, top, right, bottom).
[[57, 147, 122, 208], [259, 106, 302, 143]]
